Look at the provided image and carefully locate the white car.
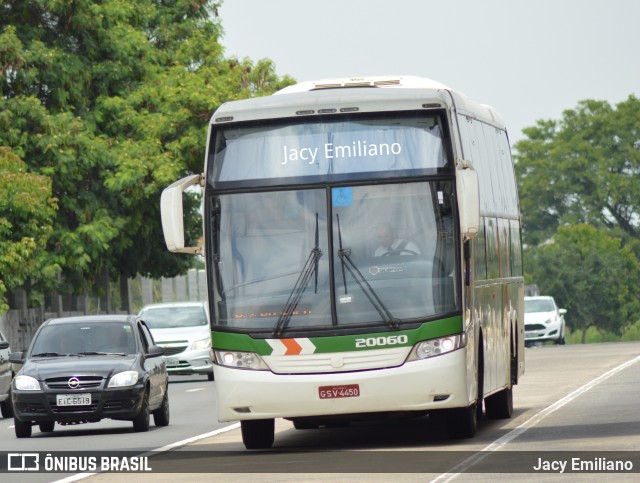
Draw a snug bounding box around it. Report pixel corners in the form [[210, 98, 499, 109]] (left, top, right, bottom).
[[524, 296, 567, 346], [139, 302, 214, 381]]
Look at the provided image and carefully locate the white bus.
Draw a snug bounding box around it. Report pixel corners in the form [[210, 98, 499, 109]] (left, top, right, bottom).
[[160, 75, 524, 449]]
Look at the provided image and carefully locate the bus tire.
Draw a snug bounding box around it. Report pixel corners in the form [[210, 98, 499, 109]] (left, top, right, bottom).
[[485, 338, 515, 419], [476, 333, 485, 420], [241, 419, 275, 449], [446, 404, 477, 439], [484, 385, 513, 419]]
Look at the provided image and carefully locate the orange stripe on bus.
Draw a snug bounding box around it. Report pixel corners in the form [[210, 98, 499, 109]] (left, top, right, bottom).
[[282, 338, 302, 355]]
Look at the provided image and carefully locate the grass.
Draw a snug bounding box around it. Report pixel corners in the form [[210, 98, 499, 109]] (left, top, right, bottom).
[[563, 320, 640, 344]]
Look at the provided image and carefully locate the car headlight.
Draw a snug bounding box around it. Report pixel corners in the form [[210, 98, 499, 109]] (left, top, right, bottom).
[[406, 334, 466, 362], [108, 371, 139, 388], [214, 350, 269, 370], [544, 318, 553, 325], [14, 375, 41, 391], [189, 337, 212, 351]]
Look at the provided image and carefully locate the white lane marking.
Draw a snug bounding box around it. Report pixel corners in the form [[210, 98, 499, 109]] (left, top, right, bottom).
[[186, 388, 206, 393], [432, 354, 640, 482], [51, 423, 241, 483]]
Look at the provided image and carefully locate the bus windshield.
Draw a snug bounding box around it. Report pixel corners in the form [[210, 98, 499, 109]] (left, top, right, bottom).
[[208, 181, 459, 334]]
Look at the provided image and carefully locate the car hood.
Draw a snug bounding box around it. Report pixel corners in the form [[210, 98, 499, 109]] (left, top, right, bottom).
[[149, 326, 210, 343], [20, 355, 138, 380], [525, 311, 556, 324]]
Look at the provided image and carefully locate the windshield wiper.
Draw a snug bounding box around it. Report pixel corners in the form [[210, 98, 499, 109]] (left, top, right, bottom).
[[336, 214, 400, 330], [31, 352, 65, 357], [71, 351, 128, 356], [272, 213, 323, 338]]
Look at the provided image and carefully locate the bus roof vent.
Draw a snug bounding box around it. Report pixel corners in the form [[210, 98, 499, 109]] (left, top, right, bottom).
[[275, 76, 449, 95]]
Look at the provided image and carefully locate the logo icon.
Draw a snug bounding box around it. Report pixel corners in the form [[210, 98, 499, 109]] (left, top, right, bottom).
[[369, 265, 403, 276], [68, 377, 80, 389], [8, 453, 40, 471]]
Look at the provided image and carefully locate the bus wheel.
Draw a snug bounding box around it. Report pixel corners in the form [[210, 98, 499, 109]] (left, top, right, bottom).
[[241, 419, 275, 449], [485, 385, 513, 419], [485, 341, 515, 419], [446, 404, 477, 439]]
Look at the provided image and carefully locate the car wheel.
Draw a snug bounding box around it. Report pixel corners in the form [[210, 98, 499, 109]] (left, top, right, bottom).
[[132, 389, 150, 432], [14, 418, 32, 438], [153, 388, 170, 427], [39, 421, 55, 433], [558, 325, 566, 345], [0, 396, 14, 418], [241, 419, 275, 449]]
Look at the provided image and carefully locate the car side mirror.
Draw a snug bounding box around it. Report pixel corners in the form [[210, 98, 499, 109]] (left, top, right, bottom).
[[147, 345, 164, 358], [0, 341, 9, 350], [559, 308, 567, 315], [9, 351, 25, 364]]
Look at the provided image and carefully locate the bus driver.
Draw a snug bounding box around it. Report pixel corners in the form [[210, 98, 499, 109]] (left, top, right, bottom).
[[373, 223, 420, 256]]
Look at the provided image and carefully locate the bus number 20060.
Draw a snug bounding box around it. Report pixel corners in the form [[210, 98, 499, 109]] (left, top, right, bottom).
[[355, 335, 408, 348]]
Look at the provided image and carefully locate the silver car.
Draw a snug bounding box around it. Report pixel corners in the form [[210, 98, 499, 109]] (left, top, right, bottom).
[[0, 330, 13, 418], [139, 302, 214, 380]]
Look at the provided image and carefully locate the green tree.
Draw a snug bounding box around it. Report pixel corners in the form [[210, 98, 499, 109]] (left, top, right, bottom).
[[525, 224, 640, 342], [514, 96, 640, 247], [0, 147, 58, 313], [0, 1, 294, 302]]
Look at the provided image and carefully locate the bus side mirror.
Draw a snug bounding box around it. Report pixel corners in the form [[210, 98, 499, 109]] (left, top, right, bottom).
[[456, 161, 480, 240], [160, 174, 203, 254]]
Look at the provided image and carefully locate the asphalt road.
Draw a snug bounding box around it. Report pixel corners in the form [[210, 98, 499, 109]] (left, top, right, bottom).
[[0, 373, 227, 482], [3, 342, 640, 482]]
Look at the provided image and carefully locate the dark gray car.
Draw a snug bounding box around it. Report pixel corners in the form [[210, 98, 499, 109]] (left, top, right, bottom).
[[10, 315, 169, 438]]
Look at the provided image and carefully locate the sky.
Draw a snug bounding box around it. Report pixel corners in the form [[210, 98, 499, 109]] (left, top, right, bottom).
[[219, 0, 639, 146]]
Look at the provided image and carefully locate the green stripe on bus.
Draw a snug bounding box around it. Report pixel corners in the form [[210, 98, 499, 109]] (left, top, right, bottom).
[[212, 315, 462, 355]]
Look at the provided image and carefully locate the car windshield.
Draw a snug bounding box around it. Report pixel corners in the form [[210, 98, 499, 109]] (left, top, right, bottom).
[[525, 299, 555, 313], [140, 306, 208, 329], [30, 322, 136, 356]]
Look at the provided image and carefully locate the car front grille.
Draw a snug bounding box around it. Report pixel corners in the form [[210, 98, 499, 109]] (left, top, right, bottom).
[[525, 324, 546, 331], [45, 376, 104, 389], [158, 341, 189, 356]]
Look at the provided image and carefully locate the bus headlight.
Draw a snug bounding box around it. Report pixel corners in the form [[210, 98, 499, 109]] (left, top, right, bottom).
[[406, 334, 465, 361], [214, 350, 269, 370]]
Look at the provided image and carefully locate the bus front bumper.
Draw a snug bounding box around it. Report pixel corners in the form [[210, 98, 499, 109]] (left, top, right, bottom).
[[214, 348, 471, 422]]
